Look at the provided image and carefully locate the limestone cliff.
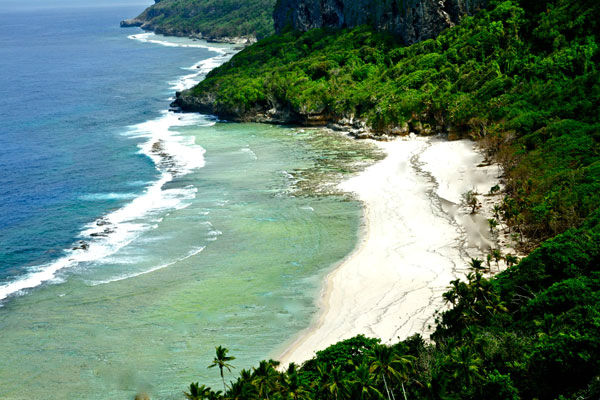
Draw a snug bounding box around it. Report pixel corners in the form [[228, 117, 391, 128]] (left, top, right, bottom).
[[273, 0, 487, 44]]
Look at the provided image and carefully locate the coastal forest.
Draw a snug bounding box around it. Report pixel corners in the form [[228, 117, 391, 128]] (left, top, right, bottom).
[[123, 0, 275, 40], [133, 0, 599, 398]]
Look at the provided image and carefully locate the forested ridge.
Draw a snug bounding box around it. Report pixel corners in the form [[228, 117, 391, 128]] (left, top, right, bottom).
[[122, 0, 275, 41], [173, 0, 600, 398]]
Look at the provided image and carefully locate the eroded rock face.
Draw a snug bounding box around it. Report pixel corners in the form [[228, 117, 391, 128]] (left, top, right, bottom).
[[274, 0, 487, 44], [120, 18, 144, 27]]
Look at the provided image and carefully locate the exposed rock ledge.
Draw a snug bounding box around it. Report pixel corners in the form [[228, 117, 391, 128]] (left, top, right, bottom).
[[171, 92, 443, 140]]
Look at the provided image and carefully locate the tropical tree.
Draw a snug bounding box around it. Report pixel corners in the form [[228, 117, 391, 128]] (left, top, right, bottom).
[[278, 363, 310, 400], [226, 375, 258, 400], [488, 218, 499, 233], [368, 345, 415, 400], [252, 359, 279, 399], [445, 346, 484, 391], [184, 383, 213, 400], [462, 190, 481, 214], [491, 249, 503, 270], [505, 253, 519, 268], [469, 258, 485, 271], [208, 345, 236, 392], [315, 363, 351, 400], [351, 362, 384, 400]]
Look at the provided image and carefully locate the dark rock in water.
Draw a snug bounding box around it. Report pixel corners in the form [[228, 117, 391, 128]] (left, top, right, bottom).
[[120, 18, 144, 28], [273, 0, 487, 45], [89, 228, 114, 238], [73, 241, 89, 251], [134, 393, 150, 400], [96, 218, 110, 226]]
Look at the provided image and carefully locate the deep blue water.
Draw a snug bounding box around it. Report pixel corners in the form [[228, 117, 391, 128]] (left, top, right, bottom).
[[0, 4, 215, 282]]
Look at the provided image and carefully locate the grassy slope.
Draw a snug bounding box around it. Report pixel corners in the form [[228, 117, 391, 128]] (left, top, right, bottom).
[[132, 0, 275, 40], [181, 0, 600, 398]]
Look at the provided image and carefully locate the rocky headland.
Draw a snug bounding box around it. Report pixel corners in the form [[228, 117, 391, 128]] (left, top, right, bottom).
[[171, 0, 487, 138], [120, 0, 275, 44]]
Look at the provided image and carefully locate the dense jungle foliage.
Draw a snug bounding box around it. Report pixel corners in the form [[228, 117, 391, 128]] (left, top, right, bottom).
[[190, 0, 600, 245], [187, 211, 600, 399], [132, 0, 275, 39], [179, 0, 600, 398]]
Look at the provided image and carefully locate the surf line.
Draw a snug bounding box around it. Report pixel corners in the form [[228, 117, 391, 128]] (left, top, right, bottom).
[[0, 36, 236, 303]]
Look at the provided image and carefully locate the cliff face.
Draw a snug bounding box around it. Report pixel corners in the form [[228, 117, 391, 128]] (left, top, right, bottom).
[[273, 0, 487, 44]]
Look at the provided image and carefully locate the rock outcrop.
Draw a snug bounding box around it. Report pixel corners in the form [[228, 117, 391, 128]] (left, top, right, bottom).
[[120, 18, 144, 28], [274, 0, 487, 44]]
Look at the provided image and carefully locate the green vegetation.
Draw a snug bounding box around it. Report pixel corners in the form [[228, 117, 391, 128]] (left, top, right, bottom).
[[187, 211, 600, 399], [130, 0, 275, 40], [189, 0, 600, 246], [208, 346, 236, 392], [177, 0, 600, 397]]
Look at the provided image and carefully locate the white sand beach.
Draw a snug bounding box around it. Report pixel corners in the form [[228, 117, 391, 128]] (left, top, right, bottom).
[[279, 135, 504, 365]]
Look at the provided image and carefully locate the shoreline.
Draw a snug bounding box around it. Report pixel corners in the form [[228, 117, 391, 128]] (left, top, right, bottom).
[[120, 23, 256, 46], [0, 34, 236, 304], [278, 134, 515, 365]]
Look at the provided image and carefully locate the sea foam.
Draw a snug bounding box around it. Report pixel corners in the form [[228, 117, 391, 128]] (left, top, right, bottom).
[[0, 36, 235, 303]]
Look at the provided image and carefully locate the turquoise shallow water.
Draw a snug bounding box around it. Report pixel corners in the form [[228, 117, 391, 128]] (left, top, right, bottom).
[[0, 121, 363, 399], [0, 5, 376, 398]]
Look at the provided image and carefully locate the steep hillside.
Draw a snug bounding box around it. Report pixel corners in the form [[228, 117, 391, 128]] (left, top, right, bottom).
[[163, 0, 600, 398], [174, 0, 600, 246], [121, 0, 275, 42]]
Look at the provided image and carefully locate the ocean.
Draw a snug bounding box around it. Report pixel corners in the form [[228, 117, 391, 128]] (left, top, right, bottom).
[[0, 3, 368, 399]]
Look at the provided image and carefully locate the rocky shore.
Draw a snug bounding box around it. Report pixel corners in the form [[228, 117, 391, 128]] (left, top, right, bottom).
[[171, 91, 453, 140], [120, 18, 257, 45]]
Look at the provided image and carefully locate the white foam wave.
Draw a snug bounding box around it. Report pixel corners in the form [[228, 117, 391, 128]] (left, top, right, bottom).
[[241, 147, 258, 160], [128, 32, 227, 53], [127, 111, 211, 176], [0, 42, 236, 302], [88, 246, 206, 286], [169, 53, 234, 92], [129, 32, 235, 92], [0, 177, 199, 302], [79, 192, 138, 201]]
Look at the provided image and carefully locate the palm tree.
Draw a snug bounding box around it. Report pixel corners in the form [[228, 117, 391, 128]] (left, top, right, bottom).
[[446, 346, 483, 388], [505, 253, 519, 268], [184, 382, 213, 400], [462, 190, 481, 214], [351, 362, 383, 400], [488, 218, 499, 233], [226, 376, 258, 400], [206, 390, 223, 400], [491, 249, 503, 270], [208, 345, 236, 392], [315, 363, 350, 400], [368, 345, 415, 400], [469, 258, 485, 271], [280, 365, 309, 400], [252, 360, 278, 399]]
